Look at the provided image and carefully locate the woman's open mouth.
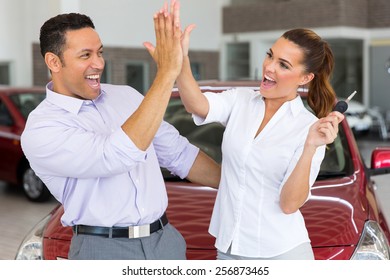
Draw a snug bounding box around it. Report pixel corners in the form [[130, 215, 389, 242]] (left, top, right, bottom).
[[261, 74, 276, 89]]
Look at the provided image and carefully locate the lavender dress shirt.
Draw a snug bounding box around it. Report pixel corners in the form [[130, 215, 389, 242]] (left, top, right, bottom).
[[21, 82, 199, 227]]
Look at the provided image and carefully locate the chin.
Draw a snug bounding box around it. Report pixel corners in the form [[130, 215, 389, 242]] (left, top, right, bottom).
[[88, 88, 101, 99], [259, 87, 273, 96]]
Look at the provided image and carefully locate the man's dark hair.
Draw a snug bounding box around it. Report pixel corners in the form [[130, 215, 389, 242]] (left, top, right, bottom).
[[39, 13, 95, 60]]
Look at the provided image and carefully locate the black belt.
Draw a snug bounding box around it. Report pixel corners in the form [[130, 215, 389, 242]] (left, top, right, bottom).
[[73, 212, 168, 238]]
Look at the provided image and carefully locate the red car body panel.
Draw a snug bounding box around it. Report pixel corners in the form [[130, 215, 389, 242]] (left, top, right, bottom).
[[41, 140, 390, 260], [371, 148, 390, 169], [0, 87, 45, 184]]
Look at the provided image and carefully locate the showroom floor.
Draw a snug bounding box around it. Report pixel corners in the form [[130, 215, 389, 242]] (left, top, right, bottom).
[[0, 135, 389, 260], [0, 183, 58, 260]]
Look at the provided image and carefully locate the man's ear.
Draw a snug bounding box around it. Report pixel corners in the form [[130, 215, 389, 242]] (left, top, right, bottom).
[[300, 73, 315, 85], [44, 52, 62, 73]]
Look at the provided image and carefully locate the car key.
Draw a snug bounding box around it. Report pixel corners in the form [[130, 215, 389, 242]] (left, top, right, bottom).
[[333, 91, 357, 113]]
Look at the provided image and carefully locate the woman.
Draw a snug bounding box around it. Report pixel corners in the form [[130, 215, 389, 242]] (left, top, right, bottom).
[[145, 4, 344, 260]]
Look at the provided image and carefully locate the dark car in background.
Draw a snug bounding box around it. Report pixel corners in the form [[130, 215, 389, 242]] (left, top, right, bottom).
[[15, 81, 390, 260], [0, 86, 50, 202]]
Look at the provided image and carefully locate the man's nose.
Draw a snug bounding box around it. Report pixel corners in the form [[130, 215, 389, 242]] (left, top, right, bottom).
[[92, 55, 105, 69]]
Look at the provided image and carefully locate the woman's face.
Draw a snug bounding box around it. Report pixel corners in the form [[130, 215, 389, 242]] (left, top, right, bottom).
[[260, 37, 313, 103]]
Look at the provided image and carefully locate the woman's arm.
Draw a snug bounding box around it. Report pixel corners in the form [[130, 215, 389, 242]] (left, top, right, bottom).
[[176, 56, 209, 118], [175, 11, 209, 118], [279, 111, 344, 214]]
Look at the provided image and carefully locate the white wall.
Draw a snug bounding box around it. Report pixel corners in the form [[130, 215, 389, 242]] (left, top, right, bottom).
[[0, 0, 31, 85], [0, 0, 63, 86], [0, 0, 222, 86], [78, 0, 221, 50]]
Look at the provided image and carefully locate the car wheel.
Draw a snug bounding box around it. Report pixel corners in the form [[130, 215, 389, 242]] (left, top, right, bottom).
[[22, 167, 51, 202]]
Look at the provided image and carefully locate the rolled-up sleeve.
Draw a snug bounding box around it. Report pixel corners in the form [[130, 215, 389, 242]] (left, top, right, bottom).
[[153, 121, 199, 179], [193, 89, 238, 127], [278, 136, 325, 202], [21, 115, 147, 179]]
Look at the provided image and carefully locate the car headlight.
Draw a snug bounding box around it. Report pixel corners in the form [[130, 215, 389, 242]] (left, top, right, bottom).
[[351, 220, 390, 260], [15, 214, 51, 260]]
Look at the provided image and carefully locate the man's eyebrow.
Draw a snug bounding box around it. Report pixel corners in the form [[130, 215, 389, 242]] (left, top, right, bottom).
[[80, 45, 104, 52]]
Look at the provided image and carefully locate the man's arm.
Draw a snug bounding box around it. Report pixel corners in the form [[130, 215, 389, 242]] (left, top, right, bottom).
[[122, 1, 182, 151], [186, 151, 221, 189]]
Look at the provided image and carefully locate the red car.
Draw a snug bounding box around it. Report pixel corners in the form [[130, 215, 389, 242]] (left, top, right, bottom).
[[15, 82, 390, 260], [0, 86, 51, 202]]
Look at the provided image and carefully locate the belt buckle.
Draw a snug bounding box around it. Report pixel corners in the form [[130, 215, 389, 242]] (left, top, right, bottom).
[[128, 224, 150, 238]]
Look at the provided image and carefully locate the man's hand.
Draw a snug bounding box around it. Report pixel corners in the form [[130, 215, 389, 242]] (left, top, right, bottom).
[[122, 1, 187, 151], [144, 0, 183, 79]]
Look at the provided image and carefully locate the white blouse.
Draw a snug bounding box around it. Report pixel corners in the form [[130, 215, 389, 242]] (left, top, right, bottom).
[[193, 88, 325, 258]]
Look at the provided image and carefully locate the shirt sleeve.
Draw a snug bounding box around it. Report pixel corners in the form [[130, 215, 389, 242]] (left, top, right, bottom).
[[192, 88, 238, 126], [21, 115, 147, 179], [279, 142, 326, 201], [153, 120, 199, 179]]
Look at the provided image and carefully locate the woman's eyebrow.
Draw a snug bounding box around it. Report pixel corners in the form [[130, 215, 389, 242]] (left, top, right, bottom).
[[269, 47, 293, 68]]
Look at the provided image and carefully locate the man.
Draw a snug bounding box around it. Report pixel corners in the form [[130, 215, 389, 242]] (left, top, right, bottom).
[[21, 1, 220, 260]]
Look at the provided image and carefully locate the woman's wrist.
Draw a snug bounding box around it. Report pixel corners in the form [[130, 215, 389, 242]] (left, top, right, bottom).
[[303, 142, 318, 156]]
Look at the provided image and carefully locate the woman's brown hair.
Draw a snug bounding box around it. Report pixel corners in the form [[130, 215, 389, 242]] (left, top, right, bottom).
[[282, 28, 336, 118]]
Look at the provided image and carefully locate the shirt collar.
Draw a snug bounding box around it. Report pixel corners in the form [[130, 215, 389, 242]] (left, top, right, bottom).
[[289, 95, 306, 118], [256, 92, 306, 118], [45, 81, 104, 114]]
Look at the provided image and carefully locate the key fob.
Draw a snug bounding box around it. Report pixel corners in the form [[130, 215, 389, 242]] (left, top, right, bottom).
[[333, 100, 348, 113]]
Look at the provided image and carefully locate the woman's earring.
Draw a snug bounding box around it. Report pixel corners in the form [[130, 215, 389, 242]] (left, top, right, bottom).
[[298, 84, 308, 93]]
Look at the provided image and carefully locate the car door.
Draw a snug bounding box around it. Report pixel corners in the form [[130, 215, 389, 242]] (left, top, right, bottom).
[[0, 96, 22, 183]]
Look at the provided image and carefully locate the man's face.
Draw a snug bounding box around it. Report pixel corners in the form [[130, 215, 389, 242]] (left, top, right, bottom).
[[53, 27, 105, 100]]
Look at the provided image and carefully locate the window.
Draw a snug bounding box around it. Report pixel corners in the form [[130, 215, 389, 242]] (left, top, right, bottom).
[[328, 39, 363, 102], [226, 42, 250, 80], [126, 62, 148, 94], [9, 92, 45, 119], [0, 100, 13, 126], [190, 62, 202, 80], [100, 61, 111, 83], [0, 63, 10, 85]]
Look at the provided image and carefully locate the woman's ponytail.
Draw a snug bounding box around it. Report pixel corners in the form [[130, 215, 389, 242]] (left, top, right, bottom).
[[283, 29, 336, 118]]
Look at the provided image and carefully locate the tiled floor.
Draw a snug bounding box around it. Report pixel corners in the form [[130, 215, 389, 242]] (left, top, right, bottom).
[[0, 183, 58, 260], [0, 135, 389, 260]]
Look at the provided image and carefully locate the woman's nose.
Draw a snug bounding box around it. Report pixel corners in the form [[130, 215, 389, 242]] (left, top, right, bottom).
[[264, 61, 275, 73]]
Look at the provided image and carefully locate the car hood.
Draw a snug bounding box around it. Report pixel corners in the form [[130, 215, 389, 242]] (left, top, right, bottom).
[[43, 175, 369, 252], [303, 175, 368, 248]]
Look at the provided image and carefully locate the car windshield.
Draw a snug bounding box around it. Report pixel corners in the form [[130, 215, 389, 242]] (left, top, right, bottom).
[[164, 97, 354, 181], [9, 92, 45, 119]]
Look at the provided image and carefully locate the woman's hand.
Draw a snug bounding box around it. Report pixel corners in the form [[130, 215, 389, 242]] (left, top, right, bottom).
[[305, 111, 345, 149], [181, 24, 196, 56]]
